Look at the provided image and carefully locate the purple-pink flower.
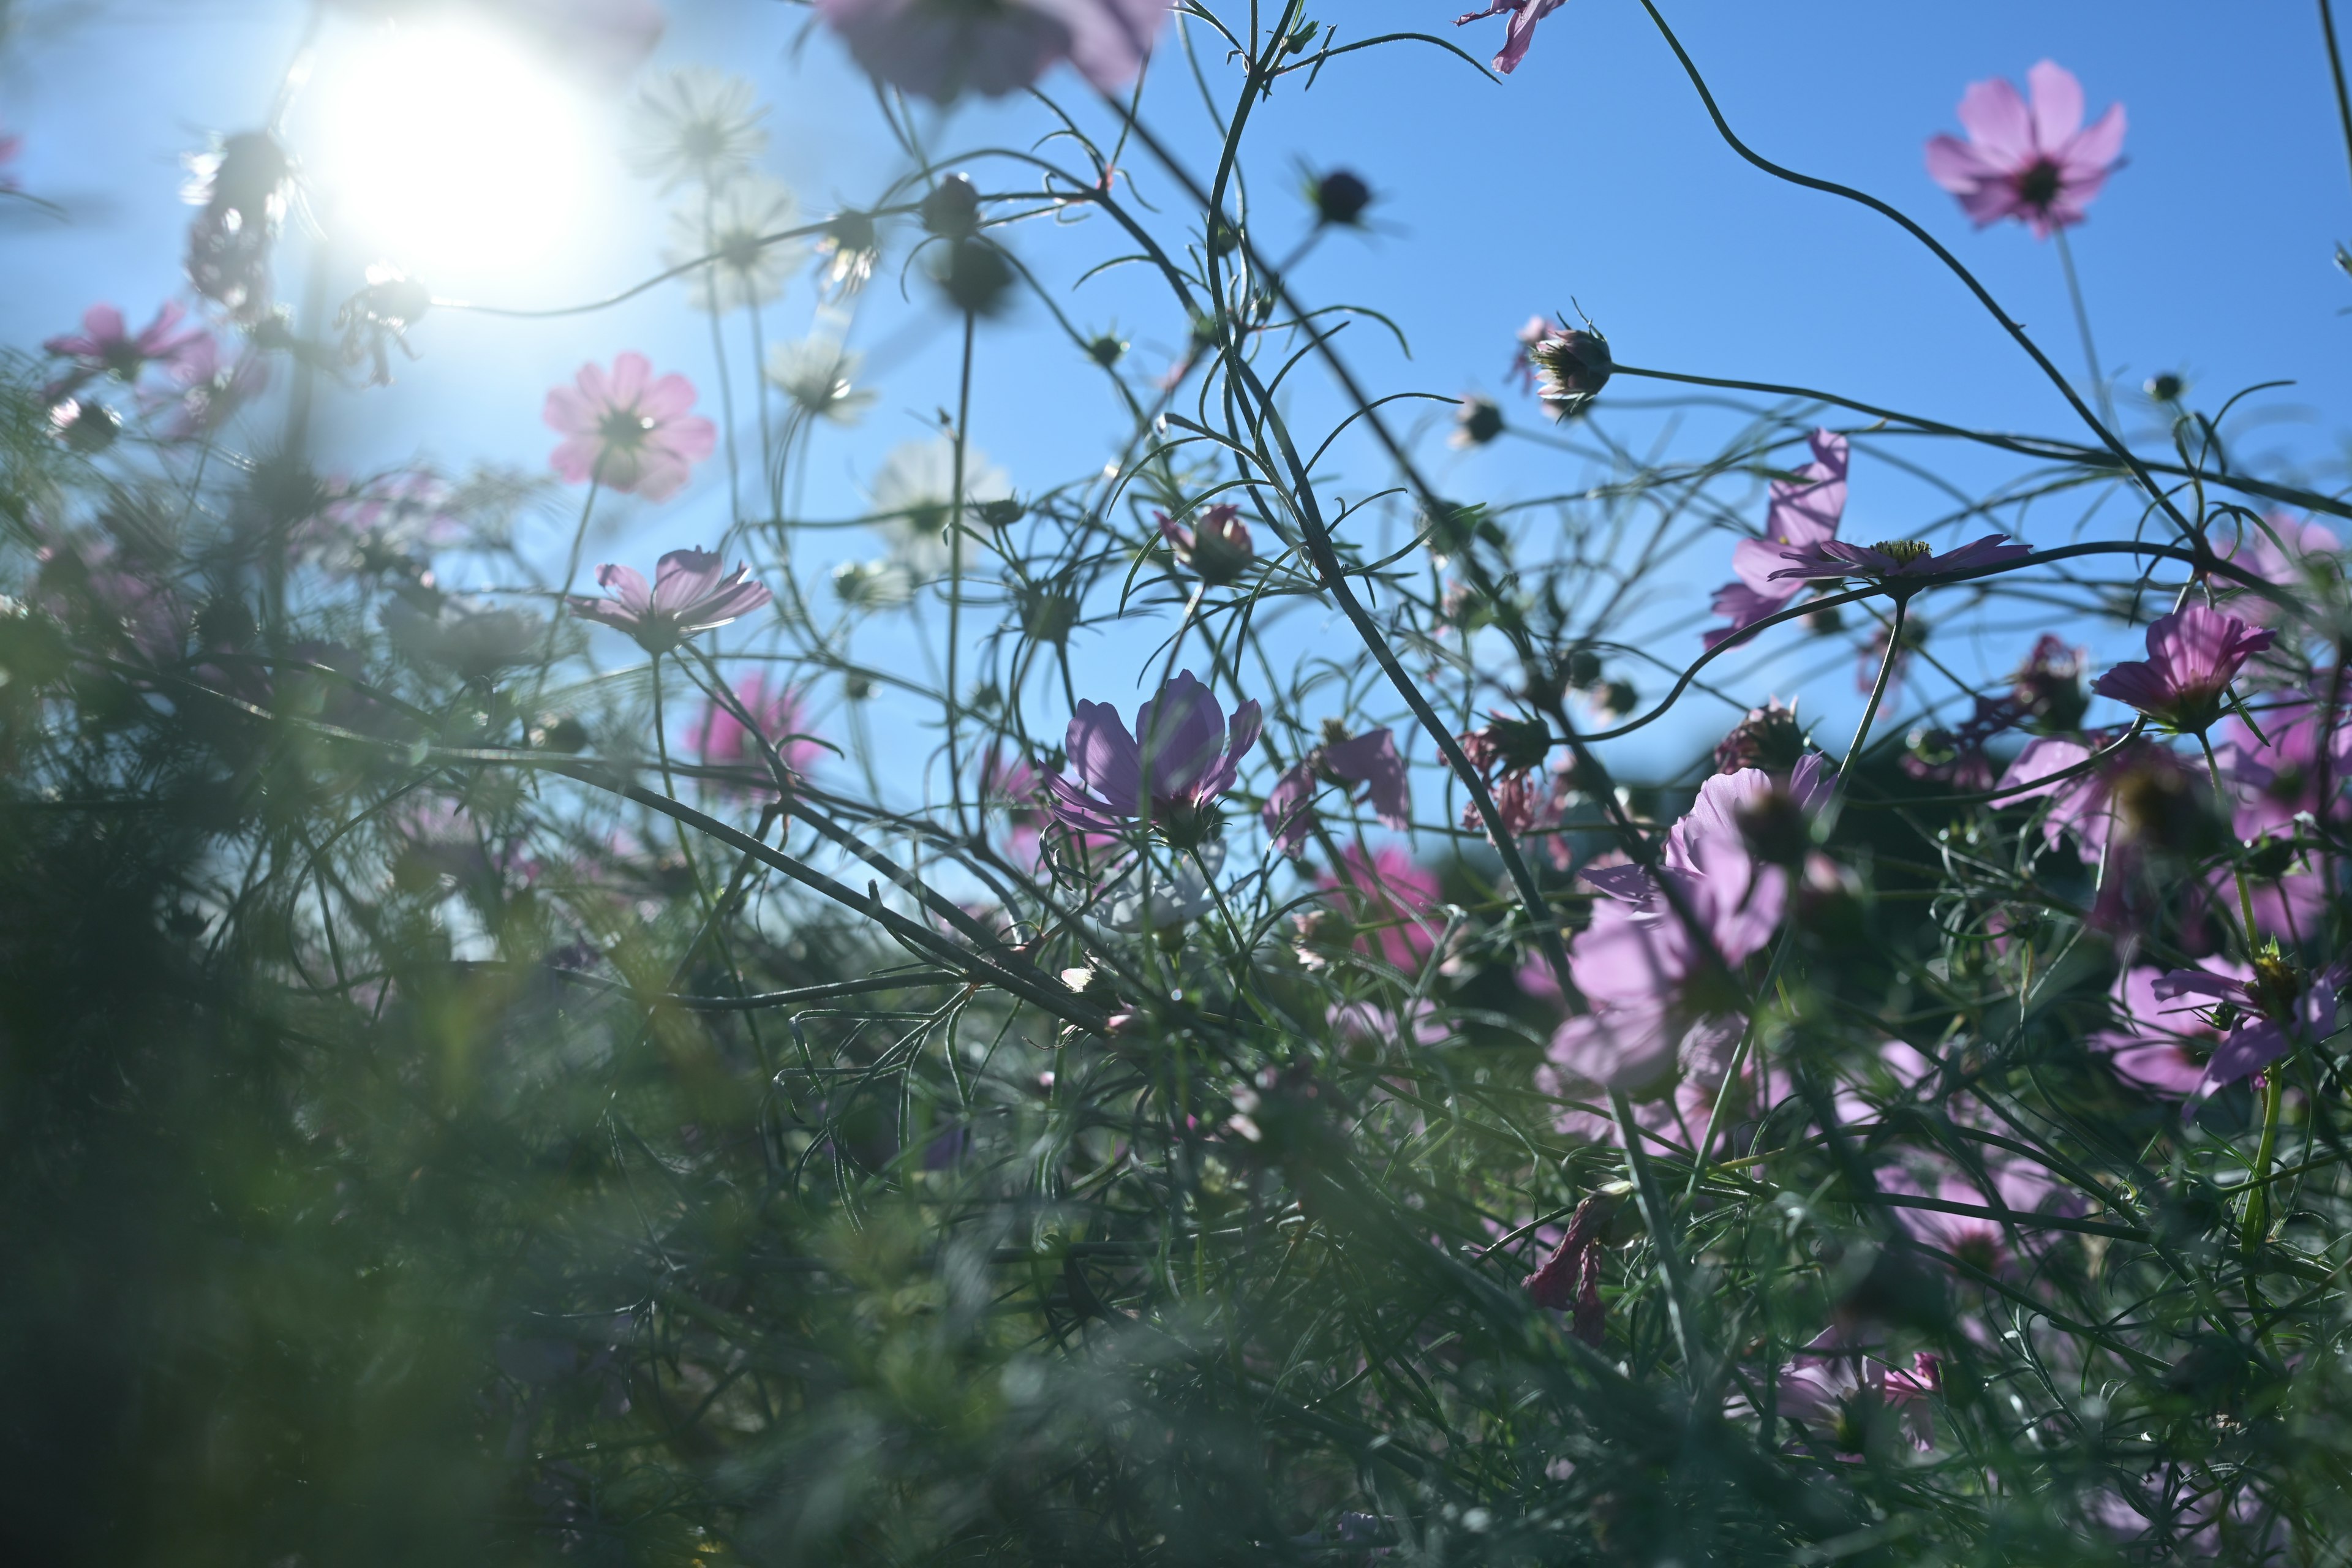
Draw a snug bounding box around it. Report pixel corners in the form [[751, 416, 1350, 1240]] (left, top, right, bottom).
[[543, 352, 717, 503], [690, 675, 823, 791], [1045, 670, 1262, 847], [1158, 503, 1254, 586], [1454, 0, 1567, 77], [138, 333, 269, 442], [566, 548, 774, 653], [1264, 726, 1411, 856], [41, 302, 210, 400], [1925, 61, 2125, 240], [814, 0, 1169, 101], [2152, 960, 2345, 1113], [1766, 534, 2030, 589], [2090, 963, 2247, 1100], [2091, 606, 2274, 733], [1705, 429, 1849, 649], [1316, 845, 1442, 973]]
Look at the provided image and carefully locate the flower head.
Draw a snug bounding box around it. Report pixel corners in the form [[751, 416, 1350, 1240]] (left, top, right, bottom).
[[1768, 534, 2029, 589], [867, 438, 1012, 578], [626, 66, 768, 189], [1311, 845, 1441, 973], [1157, 503, 1254, 586], [383, 594, 545, 680], [1264, 725, 1411, 856], [1046, 670, 1262, 848], [138, 334, 268, 442], [543, 352, 717, 502], [814, 0, 1171, 101], [1925, 61, 2125, 239], [2153, 958, 2346, 1114], [1453, 0, 1568, 77], [1511, 316, 1611, 417], [42, 302, 209, 399], [766, 335, 875, 424], [690, 675, 823, 791], [665, 173, 806, 312], [566, 548, 773, 654], [2091, 963, 2251, 1100], [1705, 430, 1849, 648], [2091, 606, 2274, 733]]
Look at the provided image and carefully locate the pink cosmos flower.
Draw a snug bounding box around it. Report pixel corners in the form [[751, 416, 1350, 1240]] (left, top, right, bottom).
[[2090, 963, 2249, 1100], [982, 748, 1051, 860], [0, 129, 19, 192], [1925, 61, 2126, 240], [1760, 1332, 1940, 1455], [2226, 513, 2340, 616], [1326, 999, 1447, 1048], [1045, 670, 1262, 846], [814, 0, 1169, 101], [1766, 533, 2030, 589], [1157, 503, 1254, 586], [1318, 845, 1442, 973], [2153, 960, 2346, 1114], [543, 352, 717, 503], [690, 675, 823, 791], [566, 548, 773, 653], [1264, 726, 1411, 856], [1704, 429, 1849, 649], [1454, 0, 1567, 77], [2091, 606, 2274, 733], [138, 334, 269, 442], [41, 302, 210, 400]]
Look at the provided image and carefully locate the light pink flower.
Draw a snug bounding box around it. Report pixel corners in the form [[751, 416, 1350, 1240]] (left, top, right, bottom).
[[982, 748, 1050, 859], [138, 334, 269, 442], [1453, 0, 1567, 77], [690, 675, 823, 791], [1704, 430, 1849, 649], [814, 0, 1169, 100], [1318, 845, 1442, 973], [41, 302, 210, 399], [1264, 727, 1411, 856], [2091, 606, 2274, 733], [1158, 503, 1254, 585], [1925, 61, 2125, 239], [1999, 733, 2211, 932], [566, 548, 773, 653], [2225, 513, 2340, 616], [543, 352, 717, 503], [1760, 1332, 1940, 1454], [1045, 670, 1261, 846]]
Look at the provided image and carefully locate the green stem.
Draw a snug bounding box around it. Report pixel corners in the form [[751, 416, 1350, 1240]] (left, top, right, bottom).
[[2244, 1071, 2286, 1257], [2321, 0, 2352, 211], [2052, 228, 2116, 432]]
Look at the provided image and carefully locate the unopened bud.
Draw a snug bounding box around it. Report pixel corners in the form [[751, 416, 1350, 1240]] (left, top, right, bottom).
[[920, 174, 982, 239]]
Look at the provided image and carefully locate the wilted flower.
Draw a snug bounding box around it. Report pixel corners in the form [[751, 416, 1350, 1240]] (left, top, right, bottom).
[[1453, 0, 1568, 77], [690, 675, 823, 790], [1046, 669, 1262, 848], [2091, 606, 2274, 733], [625, 66, 767, 189], [766, 336, 876, 424], [1452, 395, 1504, 447], [665, 173, 807, 312], [1522, 1186, 1622, 1344], [831, 558, 914, 610], [183, 130, 288, 321], [1705, 429, 1848, 649], [814, 0, 1172, 102], [867, 437, 1012, 578], [383, 594, 545, 680], [566, 548, 772, 654], [41, 301, 209, 399], [543, 352, 717, 502], [1264, 725, 1411, 856], [333, 266, 432, 386], [1926, 61, 2125, 239], [1157, 503, 1254, 586]]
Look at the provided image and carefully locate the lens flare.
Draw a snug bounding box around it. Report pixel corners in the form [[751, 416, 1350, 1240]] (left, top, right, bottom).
[[311, 18, 598, 282]]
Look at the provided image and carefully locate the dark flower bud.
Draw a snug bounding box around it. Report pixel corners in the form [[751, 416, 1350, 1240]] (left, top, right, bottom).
[[530, 714, 590, 753], [2244, 834, 2300, 881], [1597, 679, 1637, 720], [195, 595, 257, 650], [1713, 699, 1807, 775], [975, 497, 1025, 529], [815, 209, 881, 293], [1562, 646, 1605, 689], [2144, 371, 2187, 404], [1528, 323, 1611, 418], [1452, 396, 1504, 447], [1310, 168, 1372, 227], [1087, 333, 1128, 367], [1019, 584, 1080, 644], [933, 236, 1014, 315], [843, 673, 874, 701], [920, 173, 982, 239], [50, 398, 119, 453]]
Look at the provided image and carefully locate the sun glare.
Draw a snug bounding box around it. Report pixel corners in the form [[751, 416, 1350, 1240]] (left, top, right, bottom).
[[311, 19, 600, 284]]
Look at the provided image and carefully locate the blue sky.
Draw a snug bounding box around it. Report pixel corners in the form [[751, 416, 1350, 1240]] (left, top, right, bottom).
[[5, 1, 2348, 791]]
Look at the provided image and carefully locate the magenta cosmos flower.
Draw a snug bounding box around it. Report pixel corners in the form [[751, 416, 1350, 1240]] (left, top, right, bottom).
[[2090, 962, 2251, 1100], [1045, 670, 1261, 847], [2153, 960, 2346, 1114], [544, 352, 717, 503], [1925, 61, 2125, 240], [1454, 0, 1567, 77], [1316, 845, 1442, 973], [1158, 503, 1254, 586], [1768, 533, 2030, 590], [814, 0, 1169, 101], [1705, 429, 1849, 649], [2092, 606, 2274, 733], [1264, 726, 1410, 856], [42, 302, 210, 400], [692, 675, 824, 791], [567, 548, 773, 654]]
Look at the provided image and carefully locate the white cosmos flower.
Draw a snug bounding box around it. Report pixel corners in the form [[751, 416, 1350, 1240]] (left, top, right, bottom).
[[867, 437, 1011, 579], [1102, 840, 1226, 932], [766, 335, 876, 424], [626, 66, 768, 190], [665, 174, 805, 313], [831, 558, 913, 611]]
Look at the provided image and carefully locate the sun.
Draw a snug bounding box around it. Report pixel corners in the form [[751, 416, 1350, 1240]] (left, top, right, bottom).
[[306, 17, 602, 285]]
